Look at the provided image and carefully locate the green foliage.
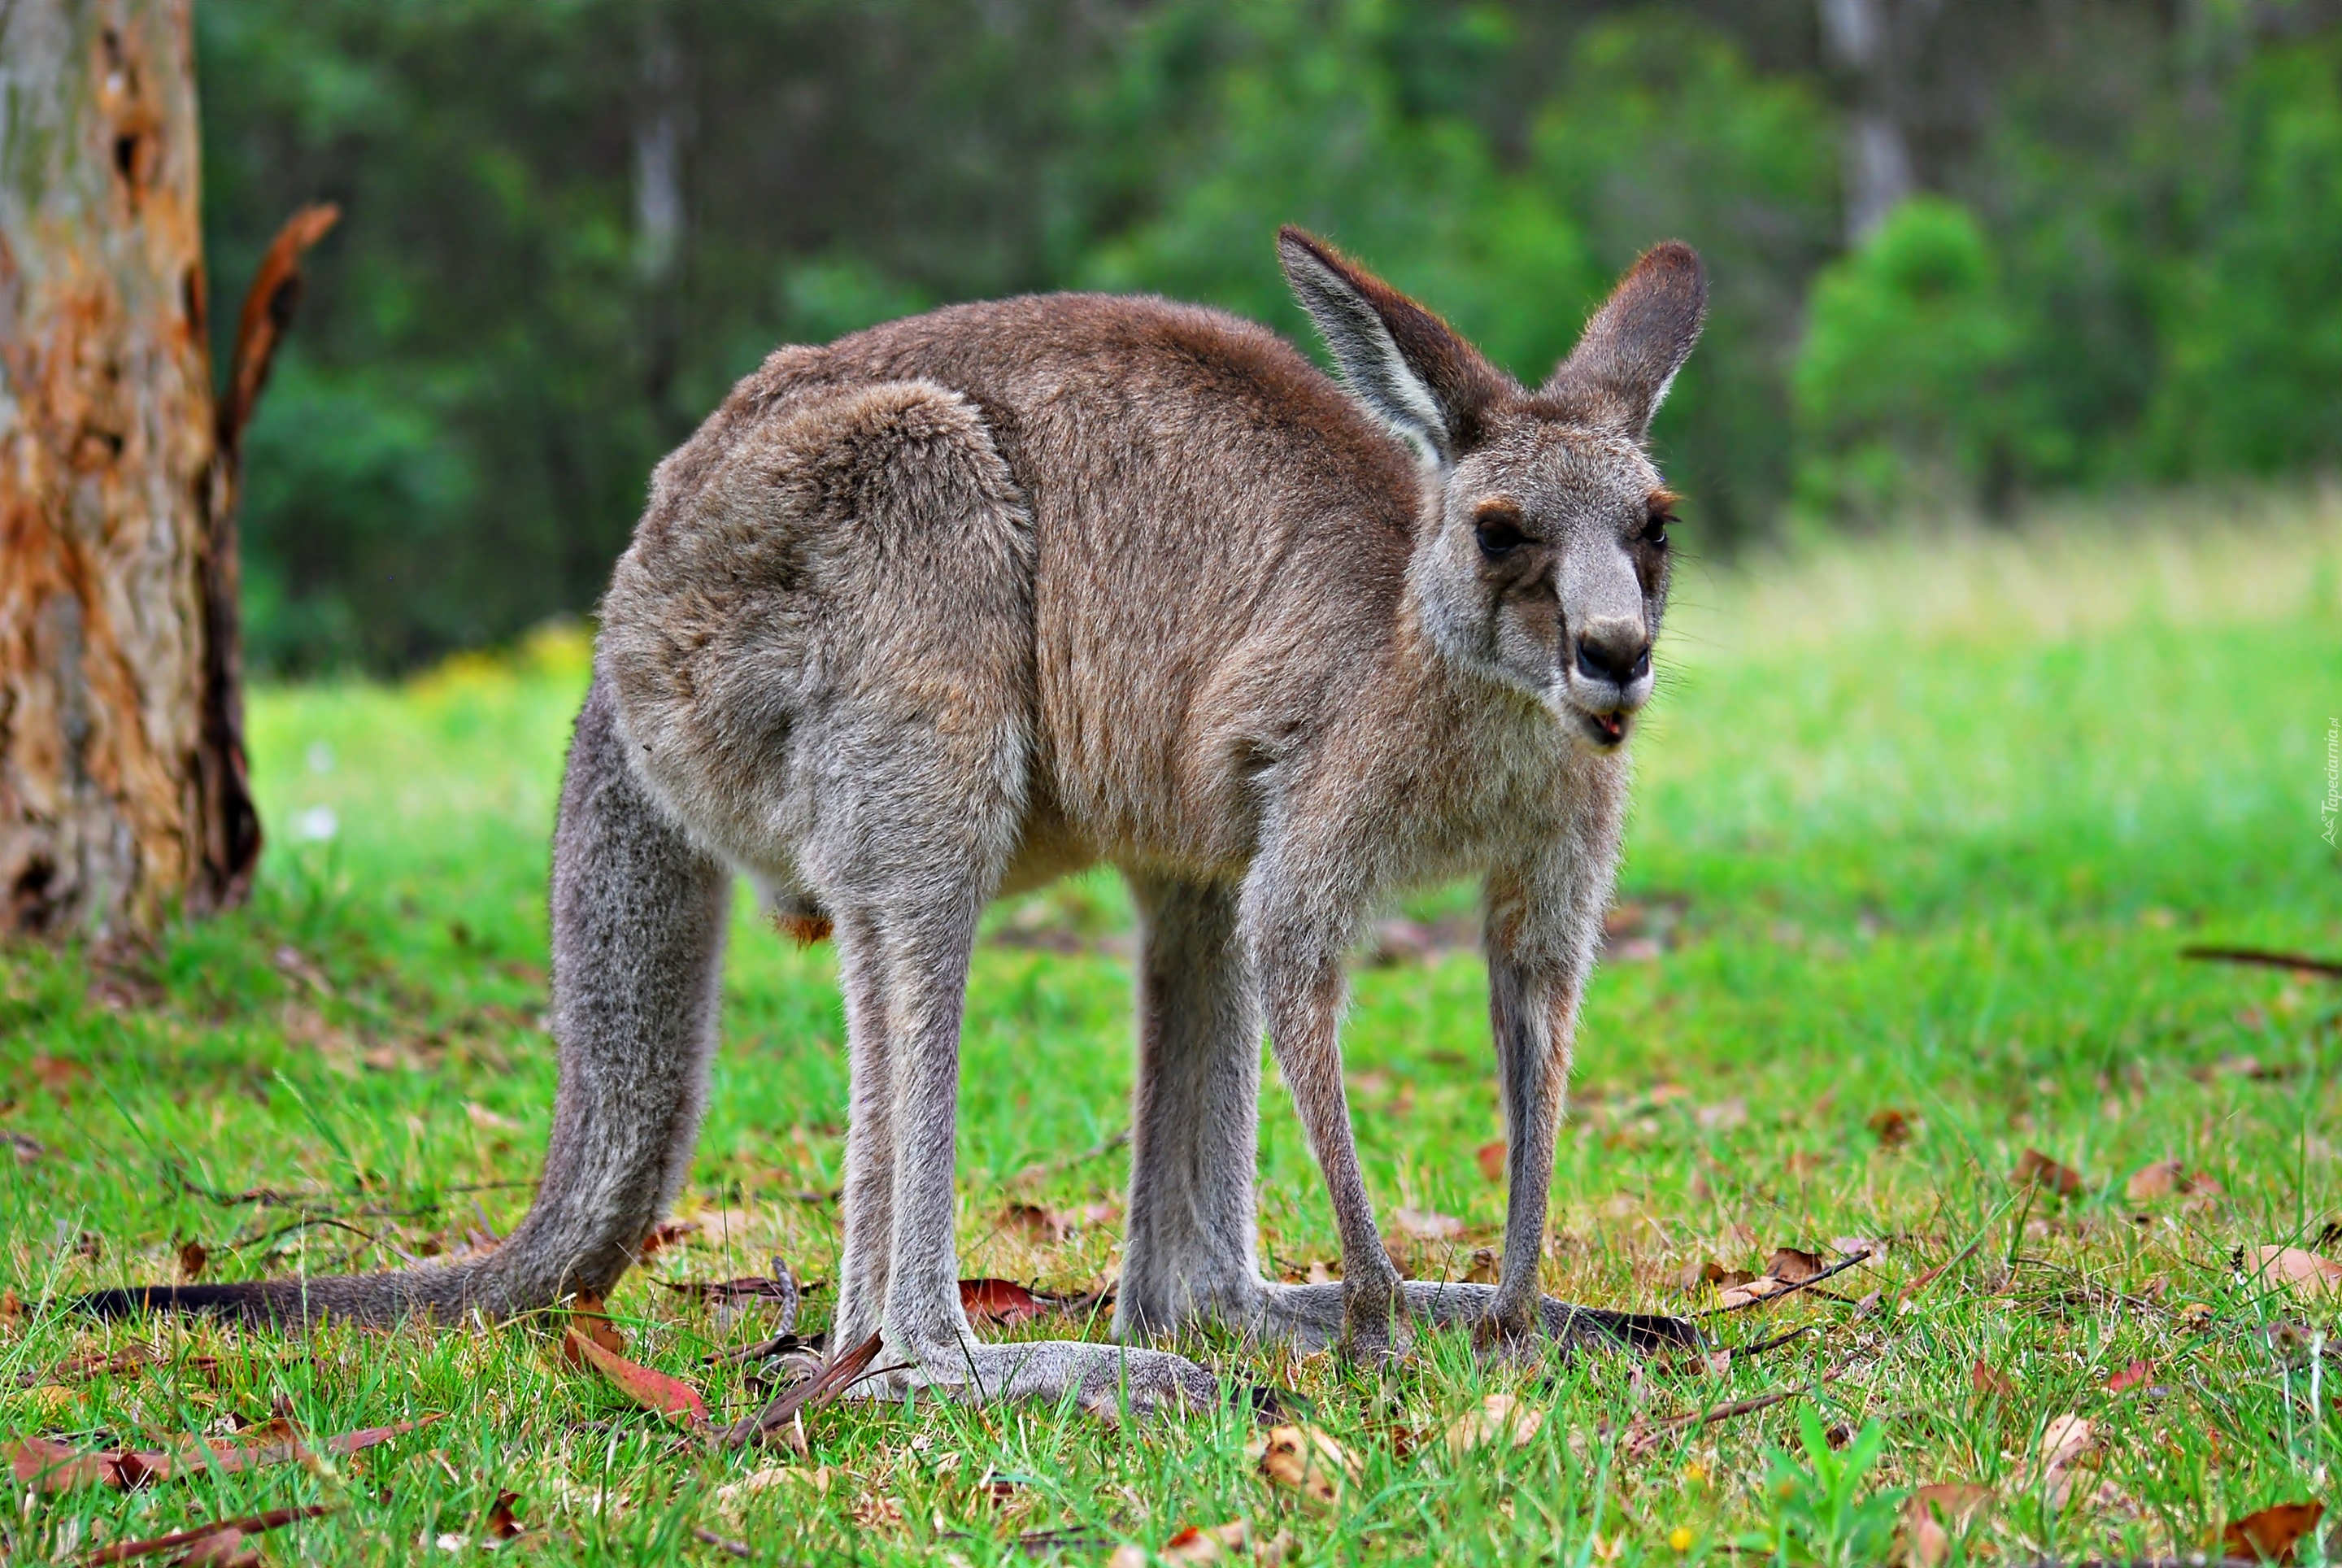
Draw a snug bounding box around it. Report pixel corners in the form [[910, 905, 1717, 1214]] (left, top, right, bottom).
[[196, 2, 2342, 669], [1750, 1412, 1900, 1567], [1791, 199, 2018, 524], [2153, 37, 2342, 477]]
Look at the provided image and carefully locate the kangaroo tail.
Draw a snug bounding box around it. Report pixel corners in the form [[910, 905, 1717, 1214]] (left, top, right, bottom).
[[76, 680, 731, 1328]]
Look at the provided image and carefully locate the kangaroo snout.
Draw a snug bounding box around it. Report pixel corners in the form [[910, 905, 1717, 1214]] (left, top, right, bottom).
[[1573, 617, 1651, 689]]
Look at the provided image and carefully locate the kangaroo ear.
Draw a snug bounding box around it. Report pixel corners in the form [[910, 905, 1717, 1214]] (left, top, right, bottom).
[[1541, 242, 1706, 441], [1278, 226, 1508, 466]]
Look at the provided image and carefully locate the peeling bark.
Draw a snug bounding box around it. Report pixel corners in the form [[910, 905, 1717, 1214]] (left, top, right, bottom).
[[0, 0, 297, 935]]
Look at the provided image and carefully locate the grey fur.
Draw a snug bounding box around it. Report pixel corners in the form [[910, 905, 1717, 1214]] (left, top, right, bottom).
[[82, 231, 1707, 1410]]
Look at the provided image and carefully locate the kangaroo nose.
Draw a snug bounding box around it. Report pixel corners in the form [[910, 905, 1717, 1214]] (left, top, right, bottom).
[[1574, 622, 1651, 687]]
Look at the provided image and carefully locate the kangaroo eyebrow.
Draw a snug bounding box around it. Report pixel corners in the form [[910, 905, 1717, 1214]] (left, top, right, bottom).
[[1648, 487, 1680, 516]]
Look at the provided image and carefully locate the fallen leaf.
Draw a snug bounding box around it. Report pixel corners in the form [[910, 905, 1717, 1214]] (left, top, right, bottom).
[[177, 1239, 207, 1281], [1767, 1248, 1827, 1283], [1248, 1422, 1357, 1509], [1675, 1259, 1726, 1291], [2240, 1246, 2342, 1298], [558, 1295, 627, 1365], [567, 1331, 711, 1428], [1785, 1151, 1828, 1178], [960, 1278, 1053, 1326], [1902, 1483, 1993, 1568], [2105, 1359, 2154, 1394], [1970, 1360, 2017, 1400], [85, 1504, 335, 1566], [1002, 1200, 1116, 1244], [1867, 1108, 1914, 1148], [714, 1465, 793, 1516], [1391, 1207, 1465, 1241], [2031, 1413, 2095, 1506], [2011, 1149, 2084, 1197], [637, 1218, 699, 1258], [464, 1101, 521, 1134], [2222, 1500, 2324, 1564], [1475, 1139, 1507, 1183], [1445, 1392, 1543, 1454], [485, 1489, 525, 1541], [1689, 1096, 1746, 1132], [1108, 1520, 1252, 1567], [2124, 1159, 2191, 1200], [7, 1130, 42, 1165], [7, 1418, 429, 1493], [1715, 1275, 1785, 1309]]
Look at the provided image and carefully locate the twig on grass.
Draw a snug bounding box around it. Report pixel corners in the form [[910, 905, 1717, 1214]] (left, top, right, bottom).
[[1622, 1357, 1855, 1456], [691, 1527, 754, 1558], [720, 1331, 892, 1448], [82, 1504, 337, 1564], [226, 1214, 423, 1264], [2180, 945, 2342, 980], [1691, 1249, 1874, 1316]]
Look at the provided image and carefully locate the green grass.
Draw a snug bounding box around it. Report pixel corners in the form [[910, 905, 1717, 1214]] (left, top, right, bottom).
[[3, 498, 2340, 1564]]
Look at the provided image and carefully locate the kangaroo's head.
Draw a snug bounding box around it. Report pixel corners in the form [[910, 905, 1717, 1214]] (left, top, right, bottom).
[[1278, 228, 1705, 751]]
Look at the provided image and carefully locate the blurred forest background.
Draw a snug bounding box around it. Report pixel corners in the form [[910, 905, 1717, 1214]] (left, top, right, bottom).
[[198, 0, 2342, 673]]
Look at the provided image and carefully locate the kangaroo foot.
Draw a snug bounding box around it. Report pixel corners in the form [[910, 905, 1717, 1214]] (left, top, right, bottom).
[[868, 1336, 1221, 1419], [1252, 1279, 1700, 1356]]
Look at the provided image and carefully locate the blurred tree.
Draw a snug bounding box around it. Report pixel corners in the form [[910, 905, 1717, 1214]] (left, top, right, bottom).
[[1791, 197, 2016, 522], [193, 0, 2342, 672]]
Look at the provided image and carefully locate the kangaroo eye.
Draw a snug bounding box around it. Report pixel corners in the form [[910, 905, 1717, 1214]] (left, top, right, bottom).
[[1640, 516, 1669, 548], [1475, 506, 1529, 558]]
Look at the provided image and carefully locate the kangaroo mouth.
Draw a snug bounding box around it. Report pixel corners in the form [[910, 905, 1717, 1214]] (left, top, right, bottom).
[[1578, 707, 1630, 747]]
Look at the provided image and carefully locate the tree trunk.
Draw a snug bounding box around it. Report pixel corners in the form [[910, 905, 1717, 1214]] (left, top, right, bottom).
[[0, 0, 253, 935]]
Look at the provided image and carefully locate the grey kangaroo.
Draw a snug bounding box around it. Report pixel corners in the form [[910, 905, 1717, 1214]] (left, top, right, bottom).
[[88, 228, 1704, 1415]]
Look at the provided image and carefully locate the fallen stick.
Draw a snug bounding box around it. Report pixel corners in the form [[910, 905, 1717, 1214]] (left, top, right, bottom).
[[2181, 945, 2342, 980], [1692, 1249, 1873, 1317]]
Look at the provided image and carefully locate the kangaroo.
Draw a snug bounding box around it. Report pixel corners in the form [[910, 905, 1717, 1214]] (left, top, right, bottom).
[[85, 229, 1704, 1415]]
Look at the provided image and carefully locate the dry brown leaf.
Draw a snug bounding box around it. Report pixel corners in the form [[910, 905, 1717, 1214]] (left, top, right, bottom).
[[2241, 1246, 2342, 1297], [2011, 1148, 2084, 1197], [2031, 1413, 2095, 1506], [558, 1295, 627, 1366], [1675, 1259, 1726, 1291], [2222, 1500, 2325, 1564], [1767, 1248, 1828, 1283], [1902, 1482, 1993, 1568], [1108, 1519, 1252, 1567], [1867, 1108, 1914, 1148], [1716, 1275, 1783, 1309], [713, 1465, 793, 1517], [2124, 1159, 2189, 1200], [176, 1239, 207, 1281], [960, 1278, 1055, 1326], [7, 1418, 429, 1494], [1249, 1422, 1357, 1509], [485, 1490, 525, 1541], [1475, 1139, 1507, 1183], [1785, 1151, 1828, 1178], [1970, 1360, 2016, 1400], [566, 1330, 711, 1428], [1391, 1208, 1465, 1241], [1445, 1392, 1543, 1454]]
